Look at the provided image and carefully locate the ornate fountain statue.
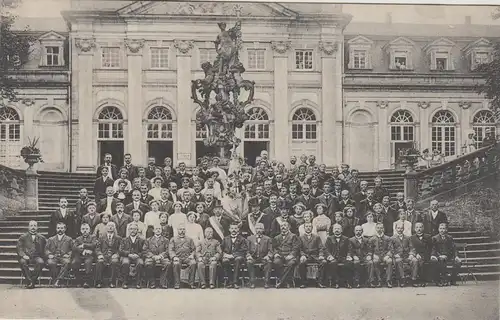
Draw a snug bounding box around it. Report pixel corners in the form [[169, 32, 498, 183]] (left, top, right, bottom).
[[191, 11, 255, 163]]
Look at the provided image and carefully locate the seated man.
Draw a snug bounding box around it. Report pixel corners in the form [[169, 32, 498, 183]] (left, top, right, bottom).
[[246, 222, 273, 289], [272, 221, 300, 289], [196, 227, 222, 289], [325, 224, 350, 288], [119, 223, 146, 289], [168, 224, 197, 289], [431, 223, 461, 286], [46, 222, 73, 287], [409, 222, 433, 287], [71, 223, 97, 288], [221, 223, 248, 289], [81, 201, 101, 235], [17, 220, 46, 289], [95, 222, 121, 288], [368, 223, 393, 288], [298, 222, 326, 288], [347, 225, 373, 288], [143, 225, 170, 289], [392, 222, 411, 287]]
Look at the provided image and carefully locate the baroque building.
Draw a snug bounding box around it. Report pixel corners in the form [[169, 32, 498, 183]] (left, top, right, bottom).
[[1, 1, 498, 172]]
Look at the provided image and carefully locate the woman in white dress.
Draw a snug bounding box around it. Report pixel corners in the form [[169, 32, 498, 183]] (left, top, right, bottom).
[[298, 210, 317, 236], [113, 169, 132, 193], [312, 203, 331, 244], [185, 211, 204, 245], [361, 211, 377, 238], [144, 200, 162, 238], [168, 202, 187, 237]]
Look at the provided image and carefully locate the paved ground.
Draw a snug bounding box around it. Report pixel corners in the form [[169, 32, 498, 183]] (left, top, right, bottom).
[[0, 282, 498, 320]]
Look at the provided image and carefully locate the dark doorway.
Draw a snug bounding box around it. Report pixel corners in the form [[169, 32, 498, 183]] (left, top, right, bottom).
[[394, 141, 413, 170], [244, 141, 269, 166], [195, 141, 217, 165], [148, 141, 174, 166], [98, 141, 124, 167]]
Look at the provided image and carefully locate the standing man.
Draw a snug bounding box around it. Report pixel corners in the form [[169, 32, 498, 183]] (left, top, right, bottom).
[[246, 222, 273, 289], [17, 220, 46, 289], [97, 153, 118, 180], [221, 223, 248, 289], [75, 188, 90, 227], [98, 186, 120, 216], [119, 223, 145, 289], [46, 222, 73, 287], [81, 201, 101, 234], [347, 225, 372, 288], [272, 222, 300, 288], [111, 202, 133, 238], [49, 197, 76, 238], [431, 223, 461, 286], [325, 224, 350, 288], [392, 223, 412, 287], [71, 223, 97, 288], [368, 223, 393, 288], [169, 224, 197, 289], [426, 200, 449, 236], [120, 153, 138, 181], [298, 222, 326, 288], [409, 222, 433, 287], [94, 167, 114, 203], [125, 190, 150, 220], [95, 222, 121, 288], [143, 225, 171, 289], [196, 227, 222, 289]]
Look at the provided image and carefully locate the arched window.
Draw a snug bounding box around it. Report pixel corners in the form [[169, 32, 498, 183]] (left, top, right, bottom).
[[97, 106, 124, 140], [147, 106, 173, 140], [292, 107, 317, 140], [431, 110, 456, 156], [473, 110, 496, 148], [0, 107, 21, 167], [244, 106, 270, 140], [390, 110, 414, 142]]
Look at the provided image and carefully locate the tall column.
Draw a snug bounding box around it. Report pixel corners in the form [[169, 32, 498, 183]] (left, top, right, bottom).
[[459, 101, 471, 155], [376, 101, 389, 169], [74, 38, 96, 172], [174, 40, 194, 166], [125, 38, 145, 163], [418, 101, 430, 150], [271, 41, 290, 164]]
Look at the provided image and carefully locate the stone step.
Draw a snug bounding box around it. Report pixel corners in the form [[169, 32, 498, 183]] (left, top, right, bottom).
[[0, 226, 48, 233], [459, 248, 500, 257], [5, 215, 51, 222], [454, 236, 491, 244], [0, 220, 48, 226], [448, 231, 482, 237]]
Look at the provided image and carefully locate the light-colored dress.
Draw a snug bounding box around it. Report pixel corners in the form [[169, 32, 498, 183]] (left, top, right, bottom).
[[168, 212, 188, 237], [186, 222, 204, 245], [148, 188, 163, 201], [362, 222, 377, 238], [312, 214, 331, 244], [144, 211, 161, 229]]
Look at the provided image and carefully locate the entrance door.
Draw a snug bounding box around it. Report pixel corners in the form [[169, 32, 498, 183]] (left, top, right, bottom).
[[148, 141, 173, 166], [394, 141, 413, 170], [244, 141, 269, 166], [99, 141, 124, 167]]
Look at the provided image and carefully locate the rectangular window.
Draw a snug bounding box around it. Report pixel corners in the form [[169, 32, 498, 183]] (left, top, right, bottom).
[[295, 50, 313, 70], [394, 56, 407, 70], [352, 50, 366, 69], [474, 52, 489, 65], [199, 48, 217, 65], [102, 47, 120, 68], [46, 46, 60, 66], [247, 49, 266, 70], [147, 123, 172, 140], [292, 124, 303, 140], [150, 47, 169, 69], [436, 57, 447, 71], [391, 126, 401, 141]]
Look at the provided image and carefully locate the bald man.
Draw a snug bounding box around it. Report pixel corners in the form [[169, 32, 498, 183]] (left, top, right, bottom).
[[17, 221, 47, 289]]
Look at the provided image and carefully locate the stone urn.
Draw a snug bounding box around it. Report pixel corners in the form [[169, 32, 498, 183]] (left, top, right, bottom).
[[23, 153, 42, 173]]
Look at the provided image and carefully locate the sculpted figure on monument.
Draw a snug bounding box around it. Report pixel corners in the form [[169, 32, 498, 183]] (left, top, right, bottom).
[[214, 21, 242, 75]]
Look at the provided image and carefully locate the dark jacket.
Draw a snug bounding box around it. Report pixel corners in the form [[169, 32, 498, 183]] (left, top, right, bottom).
[[325, 235, 349, 260], [81, 214, 101, 234], [17, 233, 46, 259], [72, 234, 98, 257], [391, 234, 411, 258], [119, 236, 146, 257], [97, 164, 118, 180], [272, 232, 300, 258], [110, 213, 133, 238], [93, 177, 114, 202], [347, 236, 372, 259], [431, 234, 457, 258], [246, 234, 273, 260], [369, 234, 393, 258], [96, 234, 122, 257], [409, 233, 433, 260], [425, 210, 449, 236], [299, 234, 325, 259], [143, 235, 169, 258], [45, 234, 73, 258], [221, 235, 248, 258], [49, 209, 77, 238]]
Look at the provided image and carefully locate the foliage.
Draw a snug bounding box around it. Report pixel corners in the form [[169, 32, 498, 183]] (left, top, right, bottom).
[[0, 192, 23, 219], [442, 187, 500, 240], [1, 0, 35, 107], [475, 43, 500, 123], [20, 136, 43, 162]]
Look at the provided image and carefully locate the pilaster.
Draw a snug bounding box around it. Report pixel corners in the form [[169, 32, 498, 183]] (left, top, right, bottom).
[[459, 101, 471, 154], [418, 101, 430, 150], [376, 100, 389, 169]]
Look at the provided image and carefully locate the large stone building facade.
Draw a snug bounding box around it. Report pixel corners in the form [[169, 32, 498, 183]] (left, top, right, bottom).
[[1, 1, 498, 172]]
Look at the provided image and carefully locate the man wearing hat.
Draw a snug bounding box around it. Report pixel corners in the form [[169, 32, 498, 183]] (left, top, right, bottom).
[[196, 227, 222, 289], [242, 199, 273, 237], [81, 201, 101, 234], [221, 222, 248, 289], [143, 225, 171, 289]]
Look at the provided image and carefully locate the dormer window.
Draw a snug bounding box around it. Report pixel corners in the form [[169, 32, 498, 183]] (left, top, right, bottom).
[[38, 31, 65, 67], [384, 37, 415, 71], [347, 36, 373, 70], [424, 38, 456, 71], [463, 38, 493, 71]]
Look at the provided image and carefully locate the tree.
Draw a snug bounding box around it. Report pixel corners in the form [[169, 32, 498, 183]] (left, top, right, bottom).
[[475, 43, 500, 128], [0, 0, 34, 107]]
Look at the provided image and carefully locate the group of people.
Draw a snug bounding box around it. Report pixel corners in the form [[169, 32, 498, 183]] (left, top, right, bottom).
[[17, 151, 462, 289]]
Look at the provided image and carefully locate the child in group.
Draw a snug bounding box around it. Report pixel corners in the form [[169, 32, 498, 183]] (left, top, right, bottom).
[[159, 212, 173, 239], [126, 209, 147, 239], [93, 213, 110, 238], [342, 206, 359, 238]]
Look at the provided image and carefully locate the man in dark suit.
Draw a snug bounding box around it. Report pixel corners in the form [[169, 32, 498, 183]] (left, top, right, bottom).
[[325, 223, 350, 288], [263, 195, 281, 220], [347, 225, 373, 288], [298, 222, 326, 288], [425, 200, 449, 236], [95, 222, 121, 288], [111, 202, 133, 238], [143, 225, 171, 289], [246, 222, 273, 288], [174, 162, 192, 186], [272, 173, 289, 195], [270, 208, 297, 238], [17, 220, 46, 288], [71, 223, 97, 288], [309, 177, 324, 198], [316, 182, 337, 220], [196, 227, 222, 289], [94, 167, 114, 203], [249, 186, 270, 211], [337, 190, 356, 213], [431, 223, 461, 286], [45, 222, 73, 287], [75, 188, 90, 227], [208, 206, 231, 242], [373, 176, 389, 203], [169, 224, 197, 289], [125, 189, 150, 220], [391, 192, 407, 212], [158, 188, 174, 214], [81, 201, 101, 235], [353, 180, 369, 204], [368, 223, 394, 288], [139, 184, 155, 206], [119, 222, 146, 289], [96, 153, 118, 180], [144, 157, 158, 180], [392, 222, 412, 287], [98, 186, 120, 215], [406, 198, 425, 234], [49, 197, 76, 238], [357, 188, 377, 219], [221, 223, 248, 289], [242, 201, 273, 238], [296, 184, 317, 212], [120, 153, 139, 181], [409, 222, 433, 287], [272, 221, 300, 288], [380, 196, 398, 236]]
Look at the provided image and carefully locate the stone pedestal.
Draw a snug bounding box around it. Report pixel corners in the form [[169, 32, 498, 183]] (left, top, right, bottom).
[[25, 167, 39, 211], [404, 170, 419, 201]]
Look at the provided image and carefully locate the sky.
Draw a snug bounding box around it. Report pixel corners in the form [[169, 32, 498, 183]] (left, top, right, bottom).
[[11, 0, 500, 25]]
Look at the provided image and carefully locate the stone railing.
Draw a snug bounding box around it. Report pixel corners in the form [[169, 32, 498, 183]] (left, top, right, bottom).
[[404, 142, 500, 206], [0, 164, 26, 216]]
